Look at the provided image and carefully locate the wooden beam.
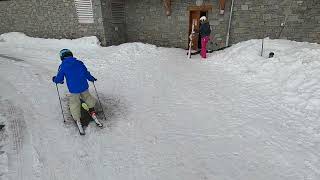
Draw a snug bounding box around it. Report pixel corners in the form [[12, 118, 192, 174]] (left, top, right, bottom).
[[219, 0, 226, 14], [163, 0, 171, 16], [219, 0, 226, 10], [188, 4, 213, 11]]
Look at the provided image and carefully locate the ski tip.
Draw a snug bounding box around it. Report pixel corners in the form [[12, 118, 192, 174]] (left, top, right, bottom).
[[80, 132, 86, 136], [94, 121, 103, 128]]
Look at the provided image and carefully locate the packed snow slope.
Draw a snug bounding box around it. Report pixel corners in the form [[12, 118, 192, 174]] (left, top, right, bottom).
[[0, 32, 320, 180]]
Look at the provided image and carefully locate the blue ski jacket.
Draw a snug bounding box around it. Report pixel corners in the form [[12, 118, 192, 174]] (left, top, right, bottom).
[[54, 57, 96, 93]]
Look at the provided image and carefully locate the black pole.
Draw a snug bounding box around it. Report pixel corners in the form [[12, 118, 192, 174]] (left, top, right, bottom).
[[261, 38, 264, 57], [261, 21, 266, 57], [56, 84, 66, 123], [92, 82, 107, 121]]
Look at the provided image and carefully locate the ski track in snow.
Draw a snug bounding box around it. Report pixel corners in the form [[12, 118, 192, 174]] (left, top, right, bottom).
[[0, 54, 130, 180], [0, 33, 320, 179]]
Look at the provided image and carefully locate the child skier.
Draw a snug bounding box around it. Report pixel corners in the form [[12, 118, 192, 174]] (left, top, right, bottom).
[[52, 49, 102, 135], [199, 16, 211, 59]]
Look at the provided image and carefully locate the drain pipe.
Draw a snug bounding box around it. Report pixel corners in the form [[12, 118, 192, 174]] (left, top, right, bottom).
[[225, 0, 235, 47]]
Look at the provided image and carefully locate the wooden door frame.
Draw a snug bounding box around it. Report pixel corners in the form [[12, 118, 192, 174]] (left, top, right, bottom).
[[188, 5, 213, 50], [188, 11, 200, 50], [188, 4, 213, 11]]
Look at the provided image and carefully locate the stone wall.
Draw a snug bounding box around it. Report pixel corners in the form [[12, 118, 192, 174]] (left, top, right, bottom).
[[230, 0, 320, 44], [0, 0, 318, 48], [124, 0, 232, 49], [207, 0, 232, 49], [101, 0, 127, 45], [125, 0, 194, 48], [125, 0, 319, 49], [0, 0, 107, 45]]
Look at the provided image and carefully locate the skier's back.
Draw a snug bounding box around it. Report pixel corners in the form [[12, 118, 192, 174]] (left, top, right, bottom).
[[52, 49, 99, 135]]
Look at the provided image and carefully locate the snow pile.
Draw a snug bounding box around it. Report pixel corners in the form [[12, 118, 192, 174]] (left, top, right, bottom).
[[0, 32, 320, 180], [0, 32, 101, 48], [210, 38, 320, 115]]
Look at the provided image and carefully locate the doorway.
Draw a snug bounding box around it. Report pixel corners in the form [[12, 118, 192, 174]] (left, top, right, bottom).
[[188, 10, 208, 50]]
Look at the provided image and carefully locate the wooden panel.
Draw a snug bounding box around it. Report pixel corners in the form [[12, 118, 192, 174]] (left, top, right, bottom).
[[219, 0, 226, 14], [189, 11, 200, 50], [163, 0, 171, 16], [188, 4, 213, 11], [219, 0, 226, 10]]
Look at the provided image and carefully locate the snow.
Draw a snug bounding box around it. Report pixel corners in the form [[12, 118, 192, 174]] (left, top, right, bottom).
[[0, 32, 320, 180]]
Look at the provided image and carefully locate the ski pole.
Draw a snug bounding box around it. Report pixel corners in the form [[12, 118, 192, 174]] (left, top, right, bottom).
[[92, 82, 107, 121], [261, 38, 264, 57], [261, 21, 266, 57], [55, 84, 66, 123]]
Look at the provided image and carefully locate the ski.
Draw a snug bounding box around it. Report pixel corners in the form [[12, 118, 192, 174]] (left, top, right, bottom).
[[188, 20, 196, 59], [81, 102, 103, 128], [187, 49, 214, 55], [75, 120, 85, 135], [91, 112, 103, 127], [187, 46, 230, 55]]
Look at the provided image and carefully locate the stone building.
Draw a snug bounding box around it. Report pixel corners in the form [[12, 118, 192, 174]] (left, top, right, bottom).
[[0, 0, 319, 49]]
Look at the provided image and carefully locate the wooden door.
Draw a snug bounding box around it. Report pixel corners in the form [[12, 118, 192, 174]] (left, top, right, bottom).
[[189, 11, 200, 50]]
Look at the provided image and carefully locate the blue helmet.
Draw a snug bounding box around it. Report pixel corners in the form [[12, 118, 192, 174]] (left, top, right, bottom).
[[59, 49, 73, 60]]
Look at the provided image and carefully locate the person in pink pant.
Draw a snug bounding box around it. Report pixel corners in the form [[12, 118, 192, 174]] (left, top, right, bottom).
[[199, 16, 211, 59]]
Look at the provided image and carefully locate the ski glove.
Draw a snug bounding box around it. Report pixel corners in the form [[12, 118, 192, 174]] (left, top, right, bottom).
[[88, 77, 97, 82], [52, 76, 64, 84]]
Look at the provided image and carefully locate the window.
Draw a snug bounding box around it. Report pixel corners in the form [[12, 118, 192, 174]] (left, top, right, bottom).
[[74, 0, 94, 24]]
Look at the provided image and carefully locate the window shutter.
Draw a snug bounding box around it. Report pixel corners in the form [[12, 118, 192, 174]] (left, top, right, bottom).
[[111, 1, 125, 24], [74, 0, 94, 24]]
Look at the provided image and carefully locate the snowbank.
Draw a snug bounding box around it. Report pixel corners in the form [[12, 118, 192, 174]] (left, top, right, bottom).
[[209, 38, 320, 115], [1, 32, 320, 115], [0, 32, 101, 47], [1, 32, 320, 180]]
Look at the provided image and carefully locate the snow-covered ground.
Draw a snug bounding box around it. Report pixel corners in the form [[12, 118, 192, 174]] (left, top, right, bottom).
[[0, 32, 320, 180]]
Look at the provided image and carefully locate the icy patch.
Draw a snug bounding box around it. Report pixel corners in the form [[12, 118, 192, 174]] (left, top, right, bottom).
[[31, 146, 43, 179], [0, 151, 9, 180], [0, 115, 8, 180]]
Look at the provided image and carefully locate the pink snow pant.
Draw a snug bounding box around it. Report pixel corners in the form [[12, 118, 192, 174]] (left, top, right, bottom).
[[201, 36, 210, 58]]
